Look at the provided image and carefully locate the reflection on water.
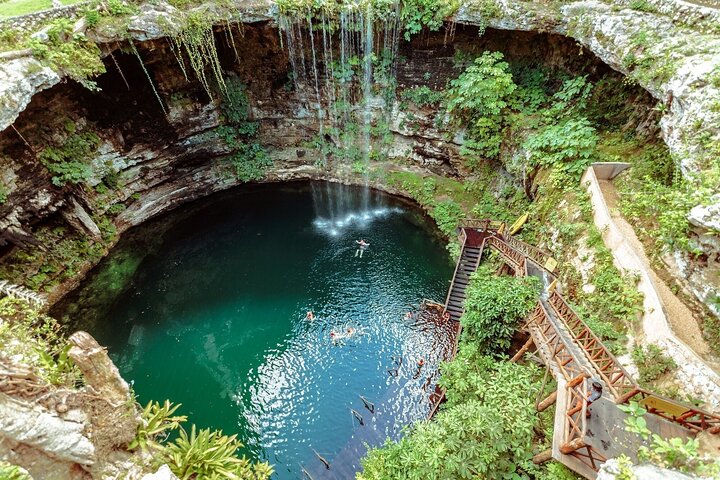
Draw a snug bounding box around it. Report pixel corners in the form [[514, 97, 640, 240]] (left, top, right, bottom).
[[55, 181, 453, 479]]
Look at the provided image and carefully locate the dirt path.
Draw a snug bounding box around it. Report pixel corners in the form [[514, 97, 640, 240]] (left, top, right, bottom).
[[599, 179, 720, 373]]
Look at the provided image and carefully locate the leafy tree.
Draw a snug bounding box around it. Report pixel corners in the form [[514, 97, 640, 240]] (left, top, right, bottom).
[[459, 265, 540, 354], [446, 52, 517, 160], [523, 117, 598, 176], [360, 355, 541, 480]]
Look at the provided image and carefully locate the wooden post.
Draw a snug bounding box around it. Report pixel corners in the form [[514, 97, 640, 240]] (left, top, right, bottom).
[[511, 337, 534, 363], [532, 448, 553, 464], [537, 391, 558, 412], [560, 438, 586, 454]]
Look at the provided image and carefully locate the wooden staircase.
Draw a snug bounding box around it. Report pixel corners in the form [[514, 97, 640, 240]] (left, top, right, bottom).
[[443, 242, 483, 322]]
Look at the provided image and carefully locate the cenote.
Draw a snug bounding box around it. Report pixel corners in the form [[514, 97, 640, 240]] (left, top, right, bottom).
[[55, 181, 455, 478]]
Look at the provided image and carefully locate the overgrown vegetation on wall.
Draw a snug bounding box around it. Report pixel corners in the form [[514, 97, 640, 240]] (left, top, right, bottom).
[[0, 297, 83, 387]]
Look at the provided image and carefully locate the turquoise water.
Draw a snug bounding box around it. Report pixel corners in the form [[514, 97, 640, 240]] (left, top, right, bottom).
[[56, 181, 454, 478]]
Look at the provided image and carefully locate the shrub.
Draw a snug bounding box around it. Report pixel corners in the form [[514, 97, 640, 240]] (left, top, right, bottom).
[[400, 0, 461, 40], [400, 85, 445, 107], [0, 462, 32, 480], [631, 344, 676, 385], [459, 265, 540, 354], [523, 117, 598, 176], [446, 52, 516, 160], [38, 132, 101, 187], [0, 297, 83, 387], [360, 355, 541, 480], [164, 425, 273, 480], [26, 19, 104, 88], [0, 182, 8, 204], [230, 143, 272, 182]]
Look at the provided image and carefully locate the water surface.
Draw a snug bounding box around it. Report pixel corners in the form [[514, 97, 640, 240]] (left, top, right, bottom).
[[56, 181, 454, 478]]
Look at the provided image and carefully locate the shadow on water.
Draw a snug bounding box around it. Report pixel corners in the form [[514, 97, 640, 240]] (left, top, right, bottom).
[[54, 181, 454, 479]]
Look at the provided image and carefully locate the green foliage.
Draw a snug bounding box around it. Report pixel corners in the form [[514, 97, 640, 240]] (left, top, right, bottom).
[[628, 0, 658, 13], [400, 85, 445, 107], [429, 198, 463, 237], [38, 131, 101, 187], [523, 117, 598, 176], [0, 181, 7, 204], [360, 355, 541, 480], [536, 462, 581, 480], [617, 164, 718, 253], [170, 11, 226, 99], [230, 143, 272, 182], [446, 52, 516, 160], [0, 297, 83, 387], [130, 400, 188, 451], [104, 0, 136, 16], [164, 424, 273, 480], [0, 223, 108, 292], [26, 18, 104, 88], [459, 265, 540, 354], [221, 76, 253, 126], [0, 462, 32, 480], [400, 0, 460, 41], [631, 344, 676, 385], [129, 400, 272, 479], [619, 402, 720, 476]]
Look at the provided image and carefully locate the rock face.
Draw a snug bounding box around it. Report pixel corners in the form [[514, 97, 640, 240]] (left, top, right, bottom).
[[0, 0, 717, 318], [598, 458, 699, 479], [0, 330, 141, 479]]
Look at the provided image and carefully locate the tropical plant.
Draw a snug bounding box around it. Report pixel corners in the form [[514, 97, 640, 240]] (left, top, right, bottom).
[[523, 117, 598, 176], [400, 0, 460, 40], [360, 355, 541, 480], [0, 462, 32, 480], [446, 51, 516, 159], [38, 131, 101, 187], [163, 425, 273, 480], [618, 402, 720, 477], [459, 265, 540, 354], [0, 297, 83, 387], [129, 400, 188, 451], [631, 344, 676, 385]]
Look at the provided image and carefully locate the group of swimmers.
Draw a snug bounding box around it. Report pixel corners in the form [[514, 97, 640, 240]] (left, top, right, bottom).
[[306, 310, 360, 343]]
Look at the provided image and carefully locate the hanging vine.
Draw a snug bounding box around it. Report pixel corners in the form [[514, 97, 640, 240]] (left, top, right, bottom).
[[128, 40, 167, 115], [170, 11, 228, 99]]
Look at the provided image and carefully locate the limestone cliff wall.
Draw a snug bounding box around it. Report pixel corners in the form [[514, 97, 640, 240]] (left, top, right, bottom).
[[0, 2, 718, 315]]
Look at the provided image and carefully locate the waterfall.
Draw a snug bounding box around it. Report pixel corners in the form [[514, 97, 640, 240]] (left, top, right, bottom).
[[277, 3, 404, 228], [360, 3, 374, 211]]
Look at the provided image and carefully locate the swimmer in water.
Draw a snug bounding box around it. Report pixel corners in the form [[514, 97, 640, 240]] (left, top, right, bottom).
[[306, 311, 315, 321], [414, 357, 425, 379], [355, 239, 370, 258]]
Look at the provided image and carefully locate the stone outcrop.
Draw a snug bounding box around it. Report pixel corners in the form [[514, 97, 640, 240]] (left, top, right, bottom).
[[0, 330, 142, 479], [598, 459, 701, 479]]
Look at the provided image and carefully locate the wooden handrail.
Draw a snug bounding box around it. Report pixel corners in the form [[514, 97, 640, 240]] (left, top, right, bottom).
[[547, 291, 638, 400]]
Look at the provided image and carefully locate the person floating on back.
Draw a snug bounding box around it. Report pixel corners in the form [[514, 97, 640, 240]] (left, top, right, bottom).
[[355, 239, 370, 258]]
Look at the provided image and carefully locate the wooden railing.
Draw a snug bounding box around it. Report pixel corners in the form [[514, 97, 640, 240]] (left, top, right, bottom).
[[443, 229, 470, 315], [547, 291, 638, 401], [503, 235, 557, 273], [486, 235, 527, 275], [630, 390, 720, 434]]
